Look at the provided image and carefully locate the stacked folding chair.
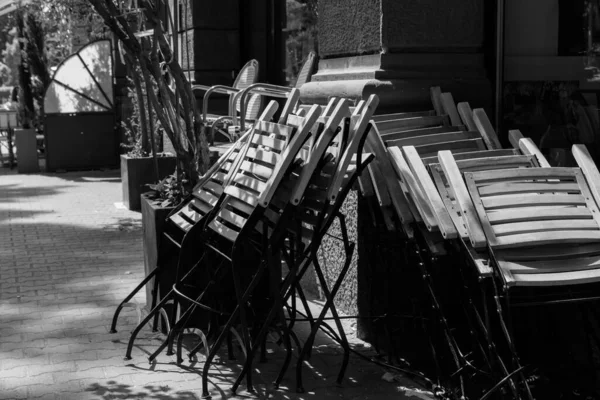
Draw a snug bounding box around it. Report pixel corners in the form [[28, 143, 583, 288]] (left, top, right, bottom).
[[353, 85, 600, 397], [347, 88, 552, 397], [112, 82, 383, 397]]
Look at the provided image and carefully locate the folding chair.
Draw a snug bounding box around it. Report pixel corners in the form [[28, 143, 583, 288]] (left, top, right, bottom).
[[379, 103, 547, 395], [235, 51, 318, 132], [227, 96, 380, 395], [122, 97, 324, 397], [438, 144, 600, 398], [192, 59, 261, 143], [110, 91, 300, 336]]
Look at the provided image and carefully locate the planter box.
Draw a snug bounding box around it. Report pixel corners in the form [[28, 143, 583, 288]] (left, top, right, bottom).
[[121, 154, 177, 211], [141, 193, 176, 310], [15, 128, 39, 173]]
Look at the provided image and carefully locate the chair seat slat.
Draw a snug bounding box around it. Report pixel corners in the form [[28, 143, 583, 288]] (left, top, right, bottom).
[[481, 193, 586, 210], [169, 213, 193, 232], [217, 209, 247, 229], [487, 207, 593, 224], [494, 219, 599, 237], [208, 219, 239, 242], [479, 181, 581, 197], [387, 130, 481, 149], [414, 138, 486, 156], [224, 186, 258, 207], [493, 230, 600, 249], [231, 173, 267, 194]]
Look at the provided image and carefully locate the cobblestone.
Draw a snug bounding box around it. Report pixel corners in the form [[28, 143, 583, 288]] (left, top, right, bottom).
[[0, 167, 423, 399]]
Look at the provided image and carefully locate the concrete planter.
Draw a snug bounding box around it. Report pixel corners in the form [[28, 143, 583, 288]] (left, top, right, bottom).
[[14, 128, 39, 173], [141, 193, 175, 312], [120, 154, 177, 211]]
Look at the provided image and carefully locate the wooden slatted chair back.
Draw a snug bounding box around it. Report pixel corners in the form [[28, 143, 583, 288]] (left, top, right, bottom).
[[295, 95, 380, 245], [429, 153, 540, 239], [438, 145, 600, 287], [465, 167, 600, 250], [255, 98, 349, 237], [166, 101, 280, 233], [206, 105, 321, 243]]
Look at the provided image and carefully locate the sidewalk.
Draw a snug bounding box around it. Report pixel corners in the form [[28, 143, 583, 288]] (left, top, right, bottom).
[[0, 167, 430, 399]]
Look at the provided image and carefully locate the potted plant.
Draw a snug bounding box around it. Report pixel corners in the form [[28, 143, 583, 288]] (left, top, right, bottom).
[[120, 74, 176, 211], [139, 174, 186, 309]]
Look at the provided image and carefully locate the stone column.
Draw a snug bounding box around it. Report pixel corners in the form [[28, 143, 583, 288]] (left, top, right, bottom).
[[302, 0, 492, 112], [306, 0, 492, 342]]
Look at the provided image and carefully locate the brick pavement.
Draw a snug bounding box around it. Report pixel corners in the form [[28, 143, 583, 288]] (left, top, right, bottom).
[[0, 167, 430, 399]]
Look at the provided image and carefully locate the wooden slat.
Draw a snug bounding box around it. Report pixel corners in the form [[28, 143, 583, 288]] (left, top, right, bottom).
[[365, 124, 414, 223], [430, 86, 444, 116], [414, 138, 486, 156], [387, 131, 481, 149], [255, 120, 294, 139], [373, 110, 435, 122], [502, 243, 600, 261], [457, 102, 477, 131], [208, 219, 239, 242], [382, 126, 466, 142], [231, 173, 267, 193], [238, 160, 274, 180], [226, 196, 254, 216], [193, 186, 220, 206], [518, 137, 551, 168], [573, 144, 600, 210], [251, 133, 286, 151], [440, 93, 461, 126], [493, 230, 600, 249], [188, 198, 212, 216], [450, 154, 535, 171], [403, 146, 457, 238], [438, 150, 488, 248], [508, 129, 524, 150], [367, 161, 392, 206], [494, 219, 599, 237], [246, 147, 280, 166], [388, 146, 437, 228], [377, 115, 449, 134], [467, 167, 577, 184], [481, 193, 586, 210], [507, 264, 600, 287], [472, 108, 502, 150], [487, 207, 593, 224], [421, 149, 519, 165], [203, 180, 224, 196], [224, 186, 258, 207], [178, 201, 204, 222], [217, 209, 247, 229], [502, 256, 600, 275], [169, 213, 193, 231], [478, 181, 580, 196]]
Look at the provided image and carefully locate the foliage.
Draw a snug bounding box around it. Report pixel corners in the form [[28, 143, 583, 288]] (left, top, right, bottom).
[[88, 0, 211, 206], [120, 74, 164, 158], [1, 33, 20, 86], [147, 173, 189, 208], [15, 10, 34, 129]]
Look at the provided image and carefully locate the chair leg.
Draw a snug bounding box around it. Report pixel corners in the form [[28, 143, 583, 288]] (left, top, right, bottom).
[[203, 263, 265, 399], [491, 282, 533, 400], [125, 289, 174, 360], [110, 267, 160, 334], [296, 244, 355, 393]]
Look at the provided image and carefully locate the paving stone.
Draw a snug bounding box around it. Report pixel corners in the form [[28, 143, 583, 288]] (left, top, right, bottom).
[[0, 168, 420, 400]]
